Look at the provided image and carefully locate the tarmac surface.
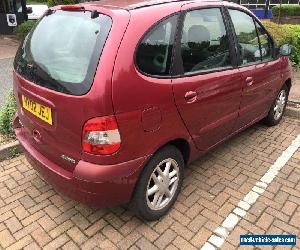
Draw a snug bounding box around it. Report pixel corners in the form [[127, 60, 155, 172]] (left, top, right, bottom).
[[0, 35, 18, 108]]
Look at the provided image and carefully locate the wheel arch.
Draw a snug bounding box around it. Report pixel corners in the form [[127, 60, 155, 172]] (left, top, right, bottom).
[[167, 138, 190, 165], [284, 78, 292, 94], [129, 137, 191, 201]]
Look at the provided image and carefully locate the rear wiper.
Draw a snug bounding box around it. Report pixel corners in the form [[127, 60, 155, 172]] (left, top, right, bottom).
[[91, 10, 99, 19], [45, 9, 54, 16]]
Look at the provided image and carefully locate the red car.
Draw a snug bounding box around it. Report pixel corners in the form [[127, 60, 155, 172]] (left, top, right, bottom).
[[13, 0, 292, 220]]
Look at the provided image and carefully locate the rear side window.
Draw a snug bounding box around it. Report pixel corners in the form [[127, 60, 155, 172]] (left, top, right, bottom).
[[180, 8, 232, 73], [136, 15, 178, 76], [14, 10, 112, 95]]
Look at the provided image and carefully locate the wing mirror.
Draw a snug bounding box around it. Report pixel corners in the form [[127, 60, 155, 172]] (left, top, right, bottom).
[[279, 44, 292, 56], [254, 49, 261, 58], [254, 47, 268, 58]]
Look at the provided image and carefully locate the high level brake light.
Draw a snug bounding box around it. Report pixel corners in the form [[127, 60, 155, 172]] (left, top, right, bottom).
[[82, 116, 121, 155], [60, 5, 84, 11]]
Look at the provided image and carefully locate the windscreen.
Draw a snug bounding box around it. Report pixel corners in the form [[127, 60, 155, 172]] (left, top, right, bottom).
[[14, 10, 112, 95]]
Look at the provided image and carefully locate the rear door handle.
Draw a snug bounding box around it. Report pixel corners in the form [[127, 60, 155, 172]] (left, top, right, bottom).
[[184, 91, 197, 103], [246, 77, 254, 86]]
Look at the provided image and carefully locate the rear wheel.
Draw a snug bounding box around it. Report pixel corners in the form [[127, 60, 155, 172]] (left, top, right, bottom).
[[264, 84, 288, 126], [130, 145, 184, 221]]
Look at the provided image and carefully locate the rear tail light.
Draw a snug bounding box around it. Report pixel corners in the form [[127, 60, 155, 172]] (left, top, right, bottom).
[[82, 116, 121, 155]]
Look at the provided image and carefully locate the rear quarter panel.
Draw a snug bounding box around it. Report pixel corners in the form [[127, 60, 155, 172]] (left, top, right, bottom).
[[111, 4, 198, 164]]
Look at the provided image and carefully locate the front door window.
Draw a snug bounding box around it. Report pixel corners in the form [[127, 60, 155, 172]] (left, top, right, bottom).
[[228, 9, 261, 66]]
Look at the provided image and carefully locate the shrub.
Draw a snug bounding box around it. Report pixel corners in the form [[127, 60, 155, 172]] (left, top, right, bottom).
[[272, 4, 300, 17], [262, 21, 300, 66], [48, 0, 79, 7], [15, 20, 36, 40], [28, 0, 47, 2], [0, 91, 17, 138]]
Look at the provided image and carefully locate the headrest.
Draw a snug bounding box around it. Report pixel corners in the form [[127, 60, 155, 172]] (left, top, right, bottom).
[[188, 25, 210, 45]]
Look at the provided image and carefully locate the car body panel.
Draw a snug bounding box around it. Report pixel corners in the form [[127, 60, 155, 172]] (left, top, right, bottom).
[[235, 60, 282, 130], [13, 6, 130, 172], [13, 0, 292, 208], [15, 126, 147, 206], [111, 3, 198, 161]]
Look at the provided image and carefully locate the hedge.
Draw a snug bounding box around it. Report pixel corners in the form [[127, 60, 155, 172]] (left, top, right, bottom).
[[15, 0, 79, 39], [48, 0, 79, 6], [15, 20, 36, 40], [272, 4, 300, 17], [263, 21, 300, 66], [0, 91, 17, 138], [29, 0, 47, 2]]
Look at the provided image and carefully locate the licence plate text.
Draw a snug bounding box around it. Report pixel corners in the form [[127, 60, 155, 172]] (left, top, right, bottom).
[[22, 95, 53, 125]]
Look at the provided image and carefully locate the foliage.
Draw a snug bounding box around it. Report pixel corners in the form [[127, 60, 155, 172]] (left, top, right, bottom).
[[27, 0, 47, 3], [272, 4, 300, 17], [48, 0, 79, 7], [0, 92, 17, 138], [15, 20, 36, 40], [262, 21, 300, 66]]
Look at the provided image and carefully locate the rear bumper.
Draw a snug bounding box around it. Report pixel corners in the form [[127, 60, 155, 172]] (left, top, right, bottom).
[[15, 127, 147, 207]]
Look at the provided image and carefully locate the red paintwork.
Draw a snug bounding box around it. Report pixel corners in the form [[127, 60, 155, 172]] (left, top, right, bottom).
[[13, 0, 292, 207]]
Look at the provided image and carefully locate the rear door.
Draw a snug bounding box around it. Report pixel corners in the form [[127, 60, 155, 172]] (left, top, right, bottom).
[[172, 5, 242, 151], [227, 8, 282, 130], [14, 7, 130, 170]]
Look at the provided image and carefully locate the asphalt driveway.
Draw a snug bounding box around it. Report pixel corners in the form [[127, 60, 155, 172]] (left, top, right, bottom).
[[0, 35, 18, 108], [0, 57, 14, 108]]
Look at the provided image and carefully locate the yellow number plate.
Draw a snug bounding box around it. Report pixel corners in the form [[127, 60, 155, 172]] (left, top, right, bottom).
[[22, 95, 53, 125]]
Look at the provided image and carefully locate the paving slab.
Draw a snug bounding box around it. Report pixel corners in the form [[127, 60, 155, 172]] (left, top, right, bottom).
[[0, 35, 19, 60], [0, 117, 299, 249]]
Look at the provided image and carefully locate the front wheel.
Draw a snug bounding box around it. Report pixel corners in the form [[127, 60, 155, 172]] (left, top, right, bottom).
[[264, 85, 288, 126], [130, 145, 184, 221]]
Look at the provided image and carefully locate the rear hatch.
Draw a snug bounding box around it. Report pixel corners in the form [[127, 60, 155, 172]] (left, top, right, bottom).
[[13, 5, 129, 170]]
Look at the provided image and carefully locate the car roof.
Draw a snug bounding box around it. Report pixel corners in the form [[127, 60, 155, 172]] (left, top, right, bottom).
[[81, 0, 224, 10]]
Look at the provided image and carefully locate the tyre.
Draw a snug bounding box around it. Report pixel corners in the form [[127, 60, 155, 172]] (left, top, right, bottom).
[[263, 84, 289, 126], [130, 145, 184, 221]]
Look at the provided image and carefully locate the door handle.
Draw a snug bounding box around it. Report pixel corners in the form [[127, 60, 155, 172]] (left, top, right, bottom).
[[184, 91, 197, 103], [245, 77, 254, 86]]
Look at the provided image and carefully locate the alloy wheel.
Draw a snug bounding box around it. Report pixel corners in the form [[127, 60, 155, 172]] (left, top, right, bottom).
[[146, 158, 179, 211], [273, 89, 287, 120]]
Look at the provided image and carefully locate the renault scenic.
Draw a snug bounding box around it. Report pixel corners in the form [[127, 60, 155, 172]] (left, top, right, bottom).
[[13, 0, 292, 220]]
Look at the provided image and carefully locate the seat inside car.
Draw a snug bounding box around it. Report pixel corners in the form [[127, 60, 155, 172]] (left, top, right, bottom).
[[182, 24, 211, 72]]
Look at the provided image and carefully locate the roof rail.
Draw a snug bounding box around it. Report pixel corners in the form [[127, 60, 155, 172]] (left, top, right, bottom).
[[79, 0, 224, 10], [127, 0, 223, 10]]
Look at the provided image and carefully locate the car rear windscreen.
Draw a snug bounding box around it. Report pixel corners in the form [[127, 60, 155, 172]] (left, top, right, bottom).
[[14, 10, 112, 95]]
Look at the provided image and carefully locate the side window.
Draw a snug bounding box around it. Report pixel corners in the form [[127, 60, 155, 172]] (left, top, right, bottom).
[[228, 9, 261, 65], [181, 8, 232, 73], [255, 21, 273, 61], [136, 15, 178, 76]]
